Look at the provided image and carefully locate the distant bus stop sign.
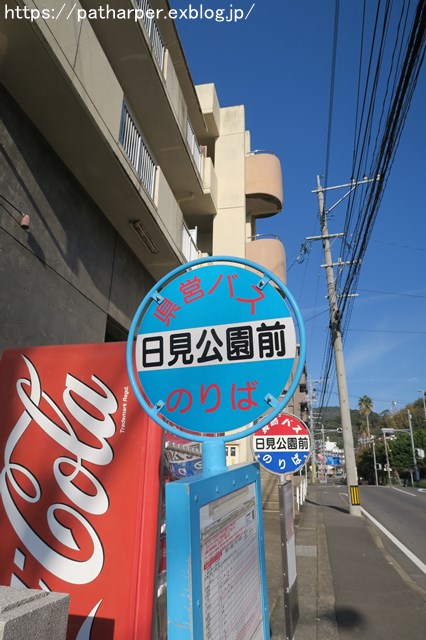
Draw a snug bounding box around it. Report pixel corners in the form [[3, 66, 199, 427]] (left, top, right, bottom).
[[127, 257, 306, 439], [252, 413, 311, 475]]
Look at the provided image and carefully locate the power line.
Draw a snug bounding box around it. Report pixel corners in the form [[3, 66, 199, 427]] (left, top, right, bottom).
[[330, 391, 408, 405], [339, 1, 423, 302], [358, 288, 426, 299], [304, 2, 426, 418], [372, 239, 426, 252], [348, 328, 426, 335], [304, 309, 329, 323], [324, 0, 340, 190], [337, 1, 426, 342]]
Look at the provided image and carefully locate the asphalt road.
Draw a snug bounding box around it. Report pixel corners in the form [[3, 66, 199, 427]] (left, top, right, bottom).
[[316, 484, 426, 639], [359, 485, 426, 592]]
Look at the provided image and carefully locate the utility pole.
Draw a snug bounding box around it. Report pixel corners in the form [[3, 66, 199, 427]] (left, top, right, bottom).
[[307, 377, 321, 483], [309, 175, 378, 517], [407, 410, 420, 482], [307, 377, 316, 483], [371, 436, 379, 487]]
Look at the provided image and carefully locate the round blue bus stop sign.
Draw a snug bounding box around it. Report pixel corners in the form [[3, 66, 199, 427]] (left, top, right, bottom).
[[127, 257, 306, 441], [252, 413, 312, 475]]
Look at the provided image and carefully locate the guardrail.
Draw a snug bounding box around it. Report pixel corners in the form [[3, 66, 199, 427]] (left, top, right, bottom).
[[294, 476, 308, 512]]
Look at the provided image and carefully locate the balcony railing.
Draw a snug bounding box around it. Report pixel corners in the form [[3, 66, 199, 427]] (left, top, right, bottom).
[[185, 118, 202, 174], [134, 0, 165, 70], [247, 234, 281, 242], [182, 223, 199, 262], [119, 103, 157, 198]]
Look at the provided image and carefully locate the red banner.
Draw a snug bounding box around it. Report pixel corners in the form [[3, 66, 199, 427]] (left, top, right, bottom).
[[0, 343, 163, 639]]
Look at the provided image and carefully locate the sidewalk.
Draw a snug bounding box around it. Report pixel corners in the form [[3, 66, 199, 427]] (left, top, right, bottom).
[[264, 482, 426, 640]]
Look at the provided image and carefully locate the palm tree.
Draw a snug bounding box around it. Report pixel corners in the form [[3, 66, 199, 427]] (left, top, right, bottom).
[[358, 395, 374, 440]]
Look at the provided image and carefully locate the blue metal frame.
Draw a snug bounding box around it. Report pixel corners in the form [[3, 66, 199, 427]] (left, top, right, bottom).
[[166, 463, 270, 639], [126, 256, 306, 444]]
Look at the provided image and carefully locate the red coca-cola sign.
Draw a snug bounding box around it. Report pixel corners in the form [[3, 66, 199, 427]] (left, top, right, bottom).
[[0, 343, 163, 639]]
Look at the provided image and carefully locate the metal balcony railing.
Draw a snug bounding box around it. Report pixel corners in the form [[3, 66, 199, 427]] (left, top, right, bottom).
[[247, 234, 281, 242], [134, 0, 165, 70], [246, 149, 279, 157], [119, 103, 157, 198], [181, 223, 199, 262], [185, 118, 202, 174]]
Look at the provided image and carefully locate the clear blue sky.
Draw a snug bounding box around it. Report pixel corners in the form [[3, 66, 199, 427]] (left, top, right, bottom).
[[171, 0, 426, 415]]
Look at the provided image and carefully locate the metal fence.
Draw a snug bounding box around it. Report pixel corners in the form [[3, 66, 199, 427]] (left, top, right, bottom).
[[119, 103, 157, 199]]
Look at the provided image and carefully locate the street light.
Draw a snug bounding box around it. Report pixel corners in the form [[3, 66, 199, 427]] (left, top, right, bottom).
[[381, 429, 392, 485], [370, 436, 379, 486], [382, 417, 420, 485]]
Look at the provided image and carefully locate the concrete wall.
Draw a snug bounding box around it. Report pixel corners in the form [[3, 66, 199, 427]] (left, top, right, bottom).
[[213, 105, 247, 258], [246, 238, 287, 284], [195, 84, 220, 137], [155, 168, 185, 256], [0, 85, 154, 353], [202, 157, 219, 210], [34, 0, 123, 141], [163, 50, 188, 135]]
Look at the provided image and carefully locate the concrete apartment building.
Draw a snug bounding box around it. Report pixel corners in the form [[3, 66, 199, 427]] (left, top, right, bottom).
[[0, 0, 306, 462]]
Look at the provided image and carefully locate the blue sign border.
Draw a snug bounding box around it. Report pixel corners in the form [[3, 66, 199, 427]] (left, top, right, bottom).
[[126, 256, 306, 443]]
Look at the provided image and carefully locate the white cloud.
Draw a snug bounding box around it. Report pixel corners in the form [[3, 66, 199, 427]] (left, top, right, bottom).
[[345, 334, 410, 376]]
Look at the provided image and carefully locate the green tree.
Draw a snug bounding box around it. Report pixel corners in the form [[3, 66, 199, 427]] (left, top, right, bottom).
[[356, 441, 387, 484], [386, 430, 426, 481], [388, 434, 412, 474], [358, 395, 374, 439]]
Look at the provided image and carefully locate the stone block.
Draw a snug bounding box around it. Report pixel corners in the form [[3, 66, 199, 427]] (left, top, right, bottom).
[[0, 587, 69, 640]]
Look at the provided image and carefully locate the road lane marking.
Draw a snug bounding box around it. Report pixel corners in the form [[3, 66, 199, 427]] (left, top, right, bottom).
[[392, 487, 417, 497], [361, 507, 426, 576]]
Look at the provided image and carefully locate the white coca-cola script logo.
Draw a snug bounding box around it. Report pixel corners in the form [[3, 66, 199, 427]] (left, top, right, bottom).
[[0, 354, 119, 637]]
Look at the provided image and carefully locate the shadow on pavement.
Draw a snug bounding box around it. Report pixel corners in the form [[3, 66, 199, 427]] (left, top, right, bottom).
[[335, 606, 365, 629], [305, 498, 348, 514]]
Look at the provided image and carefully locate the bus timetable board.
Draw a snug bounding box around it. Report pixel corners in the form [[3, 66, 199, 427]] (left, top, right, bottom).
[[166, 464, 269, 640], [201, 484, 263, 639]]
